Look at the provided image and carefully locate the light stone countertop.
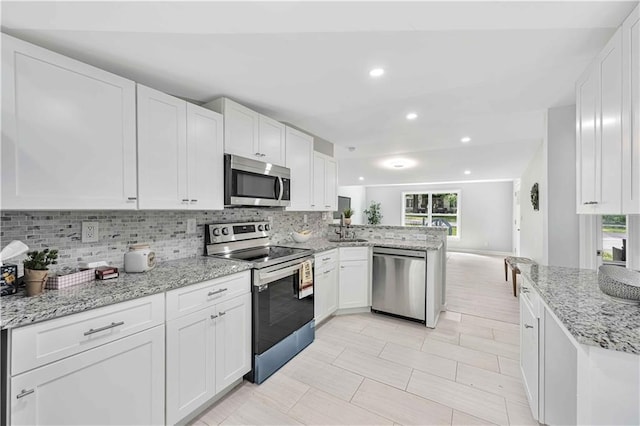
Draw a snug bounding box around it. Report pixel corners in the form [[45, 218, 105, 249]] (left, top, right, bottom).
[[280, 237, 444, 252], [519, 263, 640, 355], [0, 256, 252, 330]]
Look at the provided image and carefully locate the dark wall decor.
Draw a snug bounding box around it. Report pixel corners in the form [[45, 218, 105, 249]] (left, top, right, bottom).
[[530, 182, 539, 211]]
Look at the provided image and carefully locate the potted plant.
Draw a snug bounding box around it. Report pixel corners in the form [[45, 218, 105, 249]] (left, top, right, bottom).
[[364, 201, 383, 225], [23, 249, 58, 296], [342, 208, 354, 225]]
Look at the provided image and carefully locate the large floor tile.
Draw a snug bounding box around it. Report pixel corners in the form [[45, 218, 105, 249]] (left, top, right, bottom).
[[319, 325, 387, 356], [295, 338, 346, 364], [505, 400, 538, 425], [460, 334, 519, 360], [498, 356, 521, 379], [360, 324, 425, 349], [280, 354, 364, 401], [252, 373, 310, 413], [452, 410, 497, 425], [455, 363, 529, 405], [197, 381, 257, 425], [437, 318, 495, 340], [424, 326, 461, 344], [407, 370, 509, 426], [379, 342, 457, 380], [332, 348, 413, 390], [422, 337, 500, 372], [288, 388, 393, 425], [351, 378, 453, 425], [492, 328, 520, 346], [461, 314, 520, 332], [220, 394, 302, 425]]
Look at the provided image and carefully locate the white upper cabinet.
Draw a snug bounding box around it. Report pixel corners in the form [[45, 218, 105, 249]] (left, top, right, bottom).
[[1, 34, 137, 210], [312, 152, 338, 211], [285, 126, 314, 211], [203, 97, 286, 166], [622, 5, 640, 214], [576, 29, 623, 214], [137, 85, 224, 210]]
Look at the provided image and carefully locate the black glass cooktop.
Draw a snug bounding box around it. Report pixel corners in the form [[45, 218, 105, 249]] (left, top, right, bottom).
[[213, 245, 312, 268]]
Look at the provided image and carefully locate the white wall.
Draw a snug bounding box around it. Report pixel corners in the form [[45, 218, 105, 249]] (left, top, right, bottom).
[[338, 185, 366, 225], [520, 142, 545, 263], [547, 105, 580, 268], [365, 181, 514, 253]]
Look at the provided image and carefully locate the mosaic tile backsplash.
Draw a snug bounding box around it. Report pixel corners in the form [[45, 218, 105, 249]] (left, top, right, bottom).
[[1, 209, 331, 274]]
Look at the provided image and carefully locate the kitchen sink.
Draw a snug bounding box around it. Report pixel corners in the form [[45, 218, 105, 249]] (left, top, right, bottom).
[[327, 238, 369, 243]]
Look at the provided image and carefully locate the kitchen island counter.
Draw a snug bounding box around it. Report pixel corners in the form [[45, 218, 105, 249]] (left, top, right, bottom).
[[0, 256, 252, 329]]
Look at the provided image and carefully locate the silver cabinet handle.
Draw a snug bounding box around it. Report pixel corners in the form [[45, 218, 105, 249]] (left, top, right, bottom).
[[127, 197, 137, 202], [16, 389, 34, 399], [255, 152, 261, 156], [325, 205, 331, 208], [190, 199, 198, 203], [210, 314, 218, 320], [208, 288, 227, 297], [219, 311, 226, 316], [323, 270, 331, 275], [521, 288, 529, 293], [524, 324, 534, 329], [84, 321, 124, 336], [322, 257, 331, 261], [583, 201, 599, 205]]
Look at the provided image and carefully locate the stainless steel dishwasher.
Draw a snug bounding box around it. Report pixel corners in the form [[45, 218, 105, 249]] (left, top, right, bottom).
[[372, 247, 426, 323]]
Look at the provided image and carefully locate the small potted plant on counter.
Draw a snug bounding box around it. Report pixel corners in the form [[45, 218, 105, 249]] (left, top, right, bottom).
[[342, 208, 354, 225], [23, 248, 58, 296]]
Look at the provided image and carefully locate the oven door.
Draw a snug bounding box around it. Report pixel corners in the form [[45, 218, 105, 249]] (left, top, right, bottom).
[[225, 154, 291, 207], [253, 259, 314, 355]]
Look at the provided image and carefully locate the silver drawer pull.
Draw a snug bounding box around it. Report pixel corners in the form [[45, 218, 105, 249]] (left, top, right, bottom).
[[219, 311, 226, 316], [323, 270, 331, 275], [210, 314, 218, 320], [16, 389, 34, 399], [84, 321, 125, 336], [583, 201, 599, 205], [127, 197, 137, 202], [521, 288, 529, 293], [524, 324, 534, 329], [190, 199, 198, 203], [208, 288, 228, 297], [322, 257, 331, 261]]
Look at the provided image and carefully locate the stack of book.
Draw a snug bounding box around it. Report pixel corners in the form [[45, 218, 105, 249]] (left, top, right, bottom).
[[95, 266, 119, 280]]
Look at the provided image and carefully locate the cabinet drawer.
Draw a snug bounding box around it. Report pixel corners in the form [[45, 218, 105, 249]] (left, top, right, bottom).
[[166, 271, 250, 321], [521, 281, 541, 317], [339, 247, 369, 261], [315, 249, 338, 269], [11, 293, 164, 376]]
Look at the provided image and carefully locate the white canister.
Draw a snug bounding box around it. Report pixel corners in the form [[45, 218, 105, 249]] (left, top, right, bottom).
[[124, 244, 156, 273]]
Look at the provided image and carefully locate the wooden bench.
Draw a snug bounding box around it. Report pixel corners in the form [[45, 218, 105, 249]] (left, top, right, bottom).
[[504, 256, 535, 297]]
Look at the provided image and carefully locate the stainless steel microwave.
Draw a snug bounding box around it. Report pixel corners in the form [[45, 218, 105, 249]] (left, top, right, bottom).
[[224, 154, 291, 207]]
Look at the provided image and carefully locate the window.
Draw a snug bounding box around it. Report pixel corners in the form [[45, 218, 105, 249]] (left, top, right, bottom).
[[601, 215, 627, 265], [402, 191, 459, 237]]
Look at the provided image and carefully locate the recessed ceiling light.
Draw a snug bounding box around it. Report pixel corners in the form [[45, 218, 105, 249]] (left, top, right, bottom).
[[461, 137, 471, 143], [369, 68, 385, 78], [406, 112, 418, 120], [464, 170, 471, 175], [359, 176, 364, 181], [382, 158, 417, 169]]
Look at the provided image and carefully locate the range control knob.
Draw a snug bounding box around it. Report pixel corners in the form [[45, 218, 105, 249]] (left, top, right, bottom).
[[265, 224, 270, 231], [212, 228, 221, 236], [221, 227, 230, 236], [258, 224, 264, 231]]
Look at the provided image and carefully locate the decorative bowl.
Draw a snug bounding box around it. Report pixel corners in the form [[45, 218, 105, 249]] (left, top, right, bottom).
[[598, 265, 640, 303], [291, 231, 312, 243]]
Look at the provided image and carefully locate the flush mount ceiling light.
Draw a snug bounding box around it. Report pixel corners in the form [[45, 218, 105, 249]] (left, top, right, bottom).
[[348, 146, 356, 152], [369, 68, 385, 78], [461, 137, 471, 143], [359, 176, 364, 181], [464, 170, 471, 175], [382, 158, 417, 170], [406, 112, 418, 120]]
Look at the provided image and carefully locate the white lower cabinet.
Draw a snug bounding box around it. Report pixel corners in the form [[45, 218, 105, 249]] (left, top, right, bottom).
[[338, 248, 370, 310], [10, 325, 165, 425], [519, 291, 539, 420], [314, 250, 338, 324]]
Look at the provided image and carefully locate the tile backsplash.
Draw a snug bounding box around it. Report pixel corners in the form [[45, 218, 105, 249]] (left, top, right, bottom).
[[1, 209, 331, 274]]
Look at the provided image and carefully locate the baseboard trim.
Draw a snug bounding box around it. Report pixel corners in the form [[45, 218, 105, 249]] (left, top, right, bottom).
[[449, 248, 514, 257]]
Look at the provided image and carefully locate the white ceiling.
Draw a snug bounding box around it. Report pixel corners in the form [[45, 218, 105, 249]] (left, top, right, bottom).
[[2, 1, 637, 186]]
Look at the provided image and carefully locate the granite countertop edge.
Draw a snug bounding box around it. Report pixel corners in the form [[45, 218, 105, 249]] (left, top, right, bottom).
[[520, 264, 640, 356], [280, 237, 444, 252]]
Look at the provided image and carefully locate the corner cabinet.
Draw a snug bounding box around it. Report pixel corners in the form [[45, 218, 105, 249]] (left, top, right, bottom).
[[204, 97, 286, 167], [312, 152, 338, 211], [285, 126, 314, 211], [622, 5, 640, 213], [137, 85, 224, 210], [338, 247, 370, 309], [314, 249, 338, 324], [1, 34, 138, 210]]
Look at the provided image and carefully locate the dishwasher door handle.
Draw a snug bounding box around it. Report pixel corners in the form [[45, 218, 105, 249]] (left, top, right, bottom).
[[373, 251, 426, 260]]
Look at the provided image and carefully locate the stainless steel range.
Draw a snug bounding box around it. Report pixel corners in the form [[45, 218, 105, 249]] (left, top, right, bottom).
[[205, 221, 315, 384]]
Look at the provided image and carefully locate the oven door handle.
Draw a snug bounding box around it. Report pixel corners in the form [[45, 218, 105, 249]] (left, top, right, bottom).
[[258, 263, 307, 285]]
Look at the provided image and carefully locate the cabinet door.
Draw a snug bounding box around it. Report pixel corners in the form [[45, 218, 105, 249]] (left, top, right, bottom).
[[11, 325, 164, 425], [285, 127, 314, 211], [187, 104, 224, 210], [223, 99, 259, 159], [325, 266, 339, 317], [576, 65, 599, 213], [1, 34, 137, 210], [215, 293, 251, 393], [325, 158, 338, 211], [166, 306, 216, 425], [597, 29, 623, 213], [520, 295, 539, 420], [312, 154, 326, 211], [623, 5, 640, 214], [258, 115, 286, 166], [137, 84, 188, 209], [339, 260, 369, 309], [314, 269, 326, 324]]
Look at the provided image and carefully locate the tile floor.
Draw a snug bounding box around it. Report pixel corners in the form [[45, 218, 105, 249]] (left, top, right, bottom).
[[192, 252, 537, 425]]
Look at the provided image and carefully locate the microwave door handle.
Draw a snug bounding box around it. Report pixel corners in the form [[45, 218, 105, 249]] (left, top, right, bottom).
[[274, 177, 282, 200], [278, 177, 284, 200]]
